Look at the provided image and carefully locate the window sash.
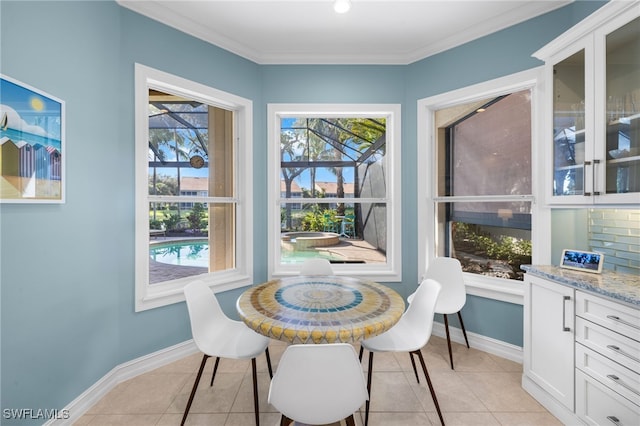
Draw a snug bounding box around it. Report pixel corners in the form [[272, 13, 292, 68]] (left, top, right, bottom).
[[134, 64, 253, 311], [268, 104, 402, 282], [417, 68, 550, 305]]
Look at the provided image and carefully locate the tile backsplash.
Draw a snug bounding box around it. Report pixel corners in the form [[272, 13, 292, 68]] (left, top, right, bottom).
[[588, 209, 640, 274]]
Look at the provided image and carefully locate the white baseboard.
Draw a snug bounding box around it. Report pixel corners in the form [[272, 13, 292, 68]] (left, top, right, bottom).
[[432, 321, 523, 364], [44, 340, 198, 426], [47, 327, 521, 425]]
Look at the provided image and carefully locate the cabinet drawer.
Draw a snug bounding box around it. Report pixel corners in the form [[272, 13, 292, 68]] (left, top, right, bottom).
[[576, 317, 640, 374], [576, 291, 640, 342], [576, 369, 640, 426], [576, 343, 640, 406]]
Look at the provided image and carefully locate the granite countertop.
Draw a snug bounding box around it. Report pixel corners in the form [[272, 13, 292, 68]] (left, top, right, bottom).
[[522, 265, 640, 307]]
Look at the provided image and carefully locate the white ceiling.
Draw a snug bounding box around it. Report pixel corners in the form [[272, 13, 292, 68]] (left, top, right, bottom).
[[117, 0, 572, 65]]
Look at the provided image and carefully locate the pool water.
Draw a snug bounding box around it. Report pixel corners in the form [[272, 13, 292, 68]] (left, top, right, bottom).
[[150, 240, 209, 267], [280, 250, 345, 264], [150, 239, 344, 267]]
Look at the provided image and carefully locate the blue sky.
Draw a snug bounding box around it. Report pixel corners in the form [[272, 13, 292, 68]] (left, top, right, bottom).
[[0, 76, 63, 147]]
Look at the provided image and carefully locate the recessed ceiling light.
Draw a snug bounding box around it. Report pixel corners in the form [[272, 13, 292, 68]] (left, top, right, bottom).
[[334, 0, 351, 14]]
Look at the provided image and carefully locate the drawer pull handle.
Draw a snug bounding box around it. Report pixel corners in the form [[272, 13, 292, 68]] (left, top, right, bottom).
[[562, 295, 571, 332], [607, 345, 640, 364], [607, 374, 640, 396], [607, 314, 640, 331], [607, 416, 620, 425]]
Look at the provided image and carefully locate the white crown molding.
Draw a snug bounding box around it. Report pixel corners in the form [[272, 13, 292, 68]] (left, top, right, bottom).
[[117, 0, 572, 65], [533, 0, 639, 60]]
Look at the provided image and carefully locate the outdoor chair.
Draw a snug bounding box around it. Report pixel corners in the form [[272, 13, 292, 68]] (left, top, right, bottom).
[[323, 213, 338, 233], [343, 214, 355, 238]]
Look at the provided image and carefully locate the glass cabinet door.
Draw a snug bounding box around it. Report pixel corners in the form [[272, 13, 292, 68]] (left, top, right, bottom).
[[604, 16, 639, 195], [553, 50, 586, 197]]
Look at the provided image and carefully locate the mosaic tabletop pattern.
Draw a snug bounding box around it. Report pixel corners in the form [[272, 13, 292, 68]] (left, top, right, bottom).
[[236, 276, 406, 344]]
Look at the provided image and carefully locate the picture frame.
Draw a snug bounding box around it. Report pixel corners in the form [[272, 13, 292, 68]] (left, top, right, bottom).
[[560, 249, 604, 274], [0, 74, 65, 203]]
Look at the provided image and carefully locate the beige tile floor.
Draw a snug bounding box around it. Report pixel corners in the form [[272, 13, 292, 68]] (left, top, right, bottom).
[[76, 336, 562, 426]]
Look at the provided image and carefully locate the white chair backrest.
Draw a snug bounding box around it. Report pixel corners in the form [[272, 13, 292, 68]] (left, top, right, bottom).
[[268, 343, 368, 425], [425, 257, 466, 313], [398, 278, 442, 349], [183, 280, 229, 352], [299, 258, 334, 276]]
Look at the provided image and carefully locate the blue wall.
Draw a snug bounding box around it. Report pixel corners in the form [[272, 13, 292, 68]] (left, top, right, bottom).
[[0, 0, 605, 422]]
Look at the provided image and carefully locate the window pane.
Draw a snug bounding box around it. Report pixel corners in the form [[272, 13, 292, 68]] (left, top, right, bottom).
[[437, 201, 532, 281], [279, 202, 387, 265], [148, 201, 208, 284], [439, 91, 532, 197], [148, 202, 235, 284], [147, 90, 236, 285], [278, 116, 388, 268], [433, 89, 533, 282]]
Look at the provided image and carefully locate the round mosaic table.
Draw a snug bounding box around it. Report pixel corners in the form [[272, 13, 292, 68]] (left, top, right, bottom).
[[236, 275, 405, 344]]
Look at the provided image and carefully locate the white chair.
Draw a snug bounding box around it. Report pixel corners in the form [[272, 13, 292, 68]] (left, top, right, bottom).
[[408, 257, 469, 370], [360, 279, 445, 426], [299, 258, 334, 275], [268, 343, 368, 426], [182, 280, 273, 426]]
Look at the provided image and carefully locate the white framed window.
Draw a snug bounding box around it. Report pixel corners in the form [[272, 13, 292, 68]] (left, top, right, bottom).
[[267, 104, 402, 282], [417, 69, 551, 305], [134, 64, 253, 311]]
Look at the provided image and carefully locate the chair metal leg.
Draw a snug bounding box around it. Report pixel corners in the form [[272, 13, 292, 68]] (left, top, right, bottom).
[[345, 414, 357, 426], [358, 345, 364, 361], [443, 314, 454, 369], [458, 311, 470, 348], [251, 357, 260, 426], [365, 351, 374, 426], [265, 347, 273, 378], [210, 356, 220, 386], [181, 354, 209, 426], [413, 349, 445, 426], [280, 414, 292, 426], [409, 352, 420, 383]]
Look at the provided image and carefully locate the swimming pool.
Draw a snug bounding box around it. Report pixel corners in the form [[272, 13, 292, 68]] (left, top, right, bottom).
[[150, 239, 209, 267], [150, 239, 345, 267], [280, 249, 345, 264]]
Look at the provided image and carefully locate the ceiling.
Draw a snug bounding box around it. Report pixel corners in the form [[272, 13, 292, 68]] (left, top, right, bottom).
[[117, 0, 572, 65]]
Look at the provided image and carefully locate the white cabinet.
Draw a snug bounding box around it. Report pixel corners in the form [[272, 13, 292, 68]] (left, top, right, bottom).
[[524, 273, 640, 425], [533, 1, 640, 205], [523, 275, 576, 422], [575, 291, 640, 425]]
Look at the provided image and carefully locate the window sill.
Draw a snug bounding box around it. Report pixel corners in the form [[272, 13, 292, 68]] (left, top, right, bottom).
[[135, 273, 253, 312], [463, 273, 524, 305]]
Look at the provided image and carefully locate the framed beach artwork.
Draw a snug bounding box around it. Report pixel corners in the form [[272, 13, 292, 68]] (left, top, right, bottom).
[[0, 75, 65, 203]]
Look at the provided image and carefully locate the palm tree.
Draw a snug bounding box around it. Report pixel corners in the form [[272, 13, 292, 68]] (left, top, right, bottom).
[[280, 130, 306, 229]]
